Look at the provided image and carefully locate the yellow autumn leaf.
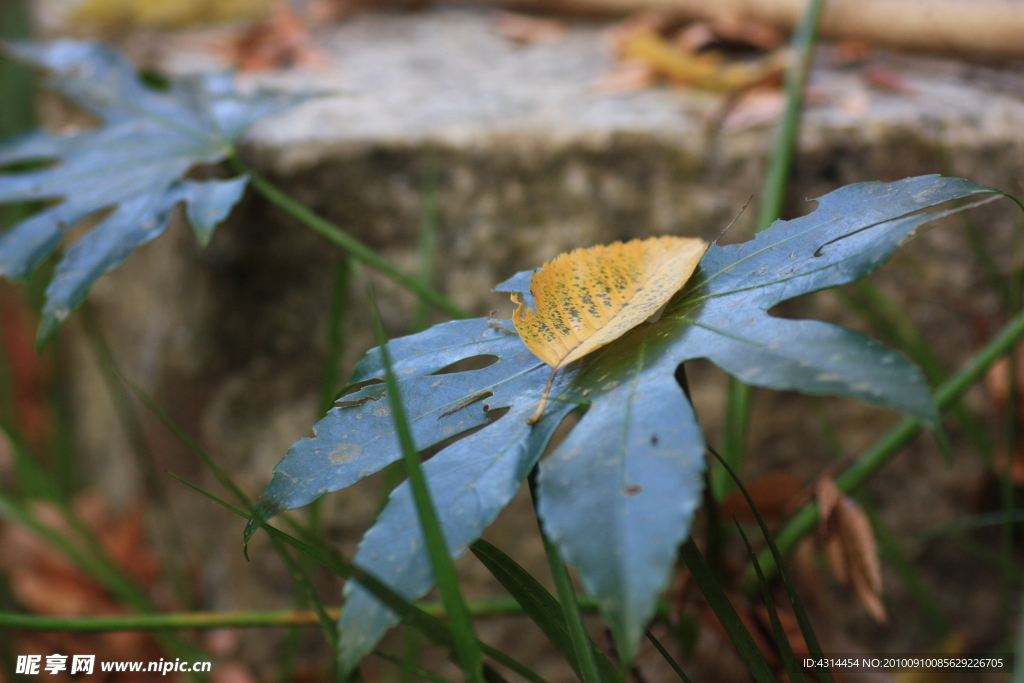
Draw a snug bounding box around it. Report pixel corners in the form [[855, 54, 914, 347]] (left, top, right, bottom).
[[72, 0, 274, 28], [513, 235, 708, 423], [620, 28, 789, 92]]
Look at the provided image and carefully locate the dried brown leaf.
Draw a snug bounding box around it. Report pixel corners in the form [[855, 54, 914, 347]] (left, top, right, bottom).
[[620, 29, 788, 92], [817, 481, 887, 623], [822, 533, 849, 586], [230, 1, 331, 72], [815, 477, 841, 531]]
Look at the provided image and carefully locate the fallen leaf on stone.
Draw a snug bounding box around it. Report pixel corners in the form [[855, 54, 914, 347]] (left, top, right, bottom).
[[816, 478, 887, 622], [493, 11, 566, 44], [231, 1, 331, 71], [619, 28, 789, 92], [511, 236, 707, 421], [72, 0, 273, 28]]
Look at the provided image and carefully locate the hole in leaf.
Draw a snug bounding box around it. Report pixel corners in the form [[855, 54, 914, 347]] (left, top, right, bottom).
[[420, 403, 510, 462], [432, 355, 499, 375], [336, 390, 385, 409], [537, 405, 588, 463], [333, 379, 384, 403]]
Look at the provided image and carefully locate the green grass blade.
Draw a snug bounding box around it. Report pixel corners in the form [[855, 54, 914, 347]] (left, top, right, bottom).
[[913, 509, 1024, 544], [644, 629, 692, 683], [153, 473, 338, 654], [414, 157, 439, 333], [0, 0, 34, 139], [79, 305, 193, 605], [116, 376, 333, 665], [237, 160, 467, 320], [734, 522, 806, 683], [319, 256, 352, 416], [1014, 590, 1024, 683], [714, 379, 751, 499], [865, 505, 949, 640], [271, 532, 337, 647], [471, 539, 580, 673], [170, 473, 546, 683], [470, 539, 620, 682], [374, 651, 455, 683], [0, 419, 56, 499], [718, 0, 826, 496], [679, 538, 775, 683], [400, 627, 421, 683], [755, 0, 825, 233], [709, 446, 833, 683], [123, 373, 333, 556], [482, 664, 513, 683], [527, 474, 608, 681], [368, 285, 485, 681], [0, 492, 206, 665]]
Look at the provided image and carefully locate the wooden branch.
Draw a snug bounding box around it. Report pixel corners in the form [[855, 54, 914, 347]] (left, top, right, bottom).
[[457, 0, 1024, 59]]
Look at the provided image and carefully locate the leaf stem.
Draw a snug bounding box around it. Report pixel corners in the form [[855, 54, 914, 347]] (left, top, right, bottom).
[[750, 303, 1024, 583], [528, 368, 559, 425], [0, 599, 551, 632], [233, 157, 468, 320]]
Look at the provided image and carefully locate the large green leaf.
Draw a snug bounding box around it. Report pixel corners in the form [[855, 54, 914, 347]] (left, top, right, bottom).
[[0, 40, 304, 340], [249, 175, 1005, 668]]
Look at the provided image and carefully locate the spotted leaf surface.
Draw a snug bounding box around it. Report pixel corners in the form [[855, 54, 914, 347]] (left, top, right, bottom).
[[512, 236, 707, 368], [250, 175, 1008, 670]]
